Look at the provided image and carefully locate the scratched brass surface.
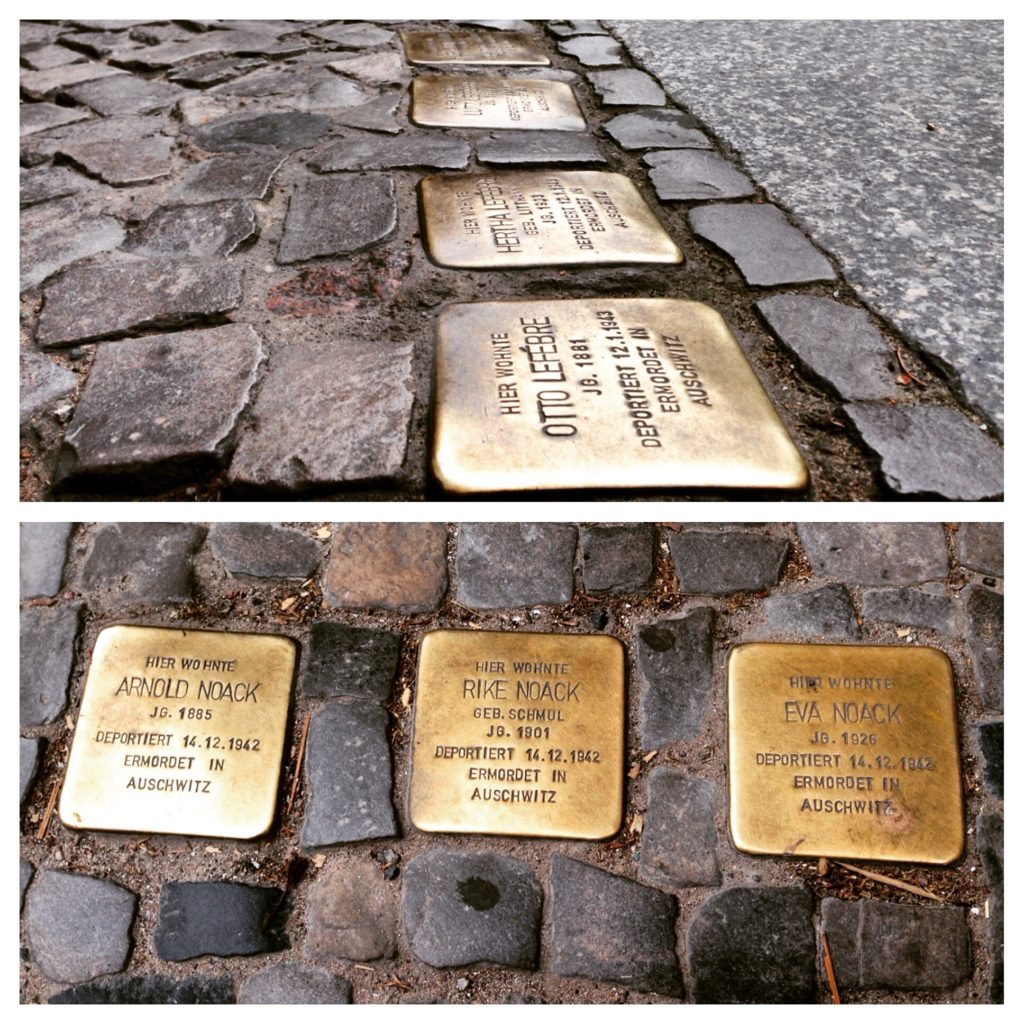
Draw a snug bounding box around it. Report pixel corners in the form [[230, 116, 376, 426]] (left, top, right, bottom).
[[419, 170, 683, 268], [59, 625, 296, 839], [411, 76, 586, 131], [409, 630, 625, 839], [401, 30, 550, 66], [433, 298, 808, 493], [728, 643, 963, 864]]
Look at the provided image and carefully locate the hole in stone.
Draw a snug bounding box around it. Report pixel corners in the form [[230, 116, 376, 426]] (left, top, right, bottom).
[[457, 876, 500, 911]]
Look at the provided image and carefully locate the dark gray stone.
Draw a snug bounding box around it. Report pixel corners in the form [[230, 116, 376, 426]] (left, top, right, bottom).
[[309, 23, 396, 47], [22, 22, 64, 46], [175, 152, 286, 202], [311, 132, 469, 171], [64, 74, 187, 116], [821, 898, 971, 990], [21, 43, 85, 70], [302, 621, 401, 702], [976, 811, 1003, 1002], [845, 403, 1003, 499], [403, 850, 542, 969], [60, 29, 144, 58], [239, 964, 352, 1004], [327, 52, 407, 87], [109, 30, 293, 69], [37, 257, 244, 348], [20, 101, 91, 136], [454, 523, 576, 609], [226, 337, 414, 495], [639, 767, 719, 887], [965, 584, 1003, 711], [477, 132, 606, 165], [20, 737, 41, 805], [25, 870, 136, 983], [54, 325, 262, 490], [587, 69, 666, 106], [861, 585, 957, 634], [21, 860, 34, 907], [306, 859, 397, 962], [278, 176, 396, 262], [796, 523, 948, 586], [20, 63, 125, 100], [762, 584, 860, 638], [22, 113, 168, 166], [301, 702, 397, 848], [756, 294, 900, 401], [20, 348, 79, 427], [20, 202, 125, 292], [154, 881, 284, 961], [20, 164, 98, 206], [190, 111, 331, 152], [294, 75, 375, 113], [690, 203, 835, 286], [50, 975, 236, 1004], [59, 135, 175, 186], [550, 855, 682, 997], [168, 56, 268, 88], [20, 602, 83, 726], [977, 721, 1003, 799], [558, 36, 624, 66], [645, 149, 754, 201], [77, 524, 204, 604], [957, 522, 1003, 577], [21, 521, 72, 598], [332, 93, 404, 135], [581, 523, 657, 593], [208, 523, 320, 579], [669, 530, 788, 594], [122, 201, 257, 257], [636, 608, 715, 746], [689, 887, 815, 1003], [603, 109, 708, 149]]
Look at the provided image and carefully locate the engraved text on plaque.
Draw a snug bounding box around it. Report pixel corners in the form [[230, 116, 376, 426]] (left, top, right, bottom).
[[411, 76, 586, 131], [401, 30, 550, 66]]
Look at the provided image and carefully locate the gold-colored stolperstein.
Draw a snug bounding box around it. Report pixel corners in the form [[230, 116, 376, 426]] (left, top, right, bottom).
[[727, 643, 964, 864], [419, 170, 683, 268], [59, 625, 296, 840], [409, 630, 625, 839], [411, 76, 586, 131], [432, 297, 808, 493], [401, 29, 550, 66]]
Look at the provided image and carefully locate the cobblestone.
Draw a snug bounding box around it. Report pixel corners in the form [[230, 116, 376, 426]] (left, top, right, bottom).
[[20, 350, 78, 428], [640, 767, 720, 887], [550, 855, 682, 996], [688, 888, 815, 1003], [21, 204, 124, 291], [20, 861, 33, 906], [50, 975, 235, 1004], [174, 152, 285, 201], [311, 132, 469, 171], [306, 859, 397, 962], [239, 964, 352, 1004], [761, 583, 859, 638], [636, 608, 715, 747], [976, 722, 1003, 799], [580, 523, 657, 594], [454, 523, 576, 609], [558, 36, 624, 66], [796, 523, 948, 585], [327, 52, 409, 87], [122, 201, 258, 257], [154, 881, 284, 960], [25, 870, 136, 983], [645, 149, 754, 201], [302, 622, 402, 701], [64, 74, 187, 116], [323, 523, 448, 612], [20, 102, 91, 135], [976, 811, 1003, 1003], [477, 131, 605, 165], [208, 522, 320, 579], [965, 584, 1003, 711], [587, 69, 665, 105], [690, 203, 835, 286], [20, 601, 83, 726], [20, 737, 41, 805], [20, 164, 98, 206], [60, 135, 176, 187], [189, 110, 332, 152], [310, 23, 396, 47], [403, 850, 542, 968], [957, 523, 1003, 577], [669, 530, 788, 594], [20, 522, 72, 598], [301, 702, 397, 847], [821, 898, 971, 990], [861, 585, 956, 634]]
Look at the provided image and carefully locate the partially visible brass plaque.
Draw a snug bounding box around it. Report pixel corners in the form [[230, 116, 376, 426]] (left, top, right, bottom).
[[419, 170, 682, 268], [59, 625, 296, 840], [409, 630, 625, 839], [433, 298, 808, 492], [728, 643, 963, 864], [402, 30, 550, 66], [411, 76, 586, 131]]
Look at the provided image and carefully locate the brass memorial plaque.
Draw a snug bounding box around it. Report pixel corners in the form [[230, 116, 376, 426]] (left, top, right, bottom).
[[728, 643, 964, 864], [59, 625, 297, 840], [411, 76, 586, 131], [409, 630, 625, 839], [401, 30, 550, 66], [433, 298, 808, 492], [419, 170, 683, 268]]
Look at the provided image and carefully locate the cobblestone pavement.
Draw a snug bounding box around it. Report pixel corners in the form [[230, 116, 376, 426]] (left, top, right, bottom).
[[20, 522, 1003, 1003], [19, 19, 1002, 501]]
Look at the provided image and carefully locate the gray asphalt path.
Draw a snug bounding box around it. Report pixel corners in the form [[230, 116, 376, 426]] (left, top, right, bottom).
[[611, 20, 1003, 431]]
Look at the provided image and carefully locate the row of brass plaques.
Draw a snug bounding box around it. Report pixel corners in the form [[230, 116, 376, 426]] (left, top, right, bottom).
[[60, 625, 964, 864]]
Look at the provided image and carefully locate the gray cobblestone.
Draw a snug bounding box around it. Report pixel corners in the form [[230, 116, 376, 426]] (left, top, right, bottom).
[[977, 811, 1003, 1002], [581, 523, 657, 594], [669, 530, 788, 594], [796, 523, 948, 585], [59, 135, 175, 186], [403, 849, 541, 969], [477, 131, 605, 165], [20, 860, 34, 907], [174, 152, 285, 201], [327, 52, 408, 87], [20, 522, 72, 598], [603, 109, 709, 149], [309, 23, 396, 47], [587, 69, 666, 106], [20, 601, 83, 726], [976, 721, 1003, 799], [239, 964, 352, 1004], [50, 975, 235, 1004], [208, 522, 320, 579], [965, 584, 1003, 711], [302, 622, 401, 702], [21, 203, 124, 292], [761, 583, 859, 638], [190, 110, 331, 153], [646, 149, 754, 201], [311, 132, 469, 171], [20, 350, 78, 428], [861, 585, 956, 634], [20, 737, 41, 804], [20, 102, 91, 136], [122, 201, 258, 257], [640, 767, 719, 887], [957, 523, 1003, 577], [20, 164, 98, 206], [558, 36, 624, 66], [64, 74, 187, 116]]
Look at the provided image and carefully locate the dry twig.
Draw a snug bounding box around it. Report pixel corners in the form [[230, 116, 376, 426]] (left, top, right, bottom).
[[284, 712, 312, 821], [36, 782, 60, 840], [821, 929, 841, 1004], [835, 860, 943, 902]]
